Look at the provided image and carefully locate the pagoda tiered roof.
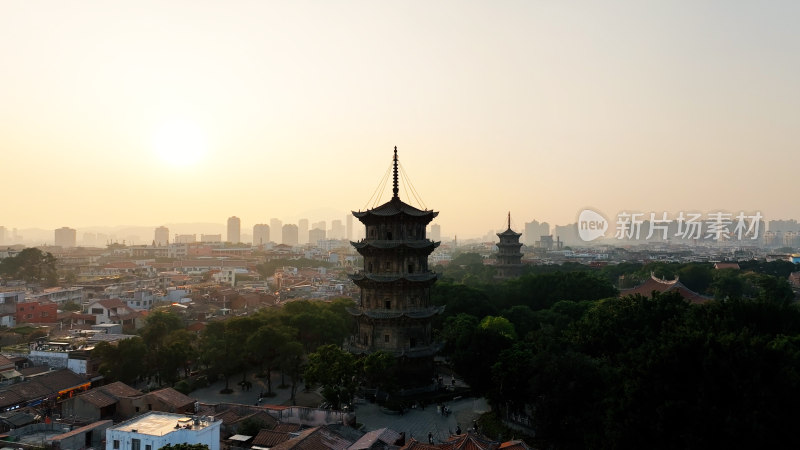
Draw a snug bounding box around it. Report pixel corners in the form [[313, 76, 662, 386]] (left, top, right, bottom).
[[497, 227, 522, 237], [351, 239, 440, 250], [348, 272, 438, 283], [346, 305, 445, 319], [353, 197, 438, 221]]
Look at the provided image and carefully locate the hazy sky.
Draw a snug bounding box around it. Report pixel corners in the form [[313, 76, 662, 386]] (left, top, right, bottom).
[[3, 1, 799, 238]]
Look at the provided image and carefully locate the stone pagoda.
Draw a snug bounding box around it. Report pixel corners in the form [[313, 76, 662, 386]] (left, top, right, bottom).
[[495, 212, 524, 279], [346, 146, 443, 386]]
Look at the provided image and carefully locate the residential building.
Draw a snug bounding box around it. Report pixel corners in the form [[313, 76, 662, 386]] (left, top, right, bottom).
[[227, 216, 241, 244], [253, 224, 270, 246], [201, 234, 222, 243], [174, 234, 196, 244], [15, 301, 57, 324], [308, 228, 326, 246], [105, 411, 221, 450], [154, 226, 169, 246], [282, 224, 299, 246], [330, 220, 345, 240], [429, 223, 441, 242], [270, 218, 283, 244], [55, 227, 77, 247], [298, 218, 309, 244]]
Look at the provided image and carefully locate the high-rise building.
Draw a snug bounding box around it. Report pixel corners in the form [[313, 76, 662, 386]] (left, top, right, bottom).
[[253, 224, 270, 246], [346, 215, 353, 241], [430, 223, 441, 242], [298, 219, 309, 244], [270, 218, 283, 244], [54, 227, 77, 247], [312, 221, 326, 233], [309, 227, 326, 246], [0, 226, 5, 245], [346, 147, 442, 387], [495, 213, 524, 279], [154, 226, 169, 246], [227, 216, 241, 244], [282, 224, 299, 245], [524, 220, 550, 246], [331, 220, 345, 240]]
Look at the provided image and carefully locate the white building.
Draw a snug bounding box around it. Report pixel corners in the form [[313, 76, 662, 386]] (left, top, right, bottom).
[[26, 287, 84, 306], [106, 412, 221, 450]]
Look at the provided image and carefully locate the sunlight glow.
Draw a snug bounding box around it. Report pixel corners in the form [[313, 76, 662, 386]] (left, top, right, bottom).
[[152, 119, 208, 166]]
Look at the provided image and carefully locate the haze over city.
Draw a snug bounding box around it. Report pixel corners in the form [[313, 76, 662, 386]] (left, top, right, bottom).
[[3, 1, 799, 239]]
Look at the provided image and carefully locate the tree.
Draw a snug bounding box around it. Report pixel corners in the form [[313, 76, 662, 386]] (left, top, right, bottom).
[[93, 337, 148, 384], [158, 445, 209, 450], [304, 344, 358, 409], [0, 248, 58, 286], [479, 316, 517, 340], [278, 341, 305, 405], [361, 351, 397, 394], [246, 323, 296, 395]]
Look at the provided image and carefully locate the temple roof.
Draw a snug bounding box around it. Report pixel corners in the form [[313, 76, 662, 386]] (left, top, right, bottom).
[[619, 273, 711, 304]]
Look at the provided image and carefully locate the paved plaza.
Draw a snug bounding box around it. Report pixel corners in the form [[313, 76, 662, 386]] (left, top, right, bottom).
[[188, 371, 490, 445]]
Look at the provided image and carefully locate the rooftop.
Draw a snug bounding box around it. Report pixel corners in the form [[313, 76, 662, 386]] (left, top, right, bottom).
[[113, 412, 214, 436]]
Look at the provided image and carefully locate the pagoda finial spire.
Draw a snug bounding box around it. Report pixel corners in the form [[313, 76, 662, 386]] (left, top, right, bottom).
[[508, 211, 511, 230], [392, 146, 399, 199]]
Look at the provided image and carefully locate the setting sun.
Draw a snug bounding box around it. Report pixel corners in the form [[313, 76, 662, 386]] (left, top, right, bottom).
[[152, 119, 208, 167]]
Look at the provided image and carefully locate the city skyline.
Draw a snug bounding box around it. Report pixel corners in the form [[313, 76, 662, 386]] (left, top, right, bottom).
[[3, 1, 799, 238]]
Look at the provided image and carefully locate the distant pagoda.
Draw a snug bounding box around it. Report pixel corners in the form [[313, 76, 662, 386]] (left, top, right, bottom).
[[495, 212, 524, 279], [346, 146, 443, 387]]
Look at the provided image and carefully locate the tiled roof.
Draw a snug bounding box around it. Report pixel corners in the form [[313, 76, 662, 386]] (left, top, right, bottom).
[[98, 381, 143, 398], [401, 439, 440, 450], [94, 298, 127, 309], [270, 426, 357, 450], [498, 441, 534, 449], [27, 368, 87, 391], [353, 197, 438, 220], [147, 387, 194, 408], [0, 355, 16, 369], [77, 381, 143, 407], [273, 423, 303, 433], [439, 432, 499, 450], [619, 275, 712, 304], [78, 389, 117, 408], [348, 427, 402, 449], [253, 429, 292, 447], [11, 381, 52, 400], [351, 241, 439, 250], [214, 409, 243, 425], [0, 390, 25, 408]]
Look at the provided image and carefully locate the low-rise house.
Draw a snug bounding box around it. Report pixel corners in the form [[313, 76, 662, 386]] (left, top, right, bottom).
[[61, 381, 143, 421], [15, 300, 58, 325], [105, 411, 221, 450]]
